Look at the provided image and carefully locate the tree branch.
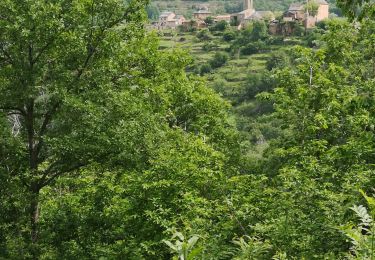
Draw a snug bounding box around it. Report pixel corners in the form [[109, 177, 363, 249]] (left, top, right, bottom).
[[35, 102, 60, 158], [40, 162, 86, 188], [0, 106, 26, 115], [32, 39, 56, 65]]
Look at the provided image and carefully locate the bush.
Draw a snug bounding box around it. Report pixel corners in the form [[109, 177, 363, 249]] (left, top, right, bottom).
[[223, 30, 236, 42], [212, 78, 227, 94], [209, 20, 228, 32], [209, 52, 229, 69], [196, 29, 211, 41], [240, 41, 267, 55], [202, 42, 217, 52], [200, 63, 212, 75]]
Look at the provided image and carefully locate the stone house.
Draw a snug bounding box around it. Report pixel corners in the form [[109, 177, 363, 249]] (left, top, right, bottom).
[[283, 0, 329, 27], [193, 9, 212, 20], [231, 0, 274, 29], [231, 0, 255, 28], [283, 3, 305, 22], [158, 11, 186, 29], [315, 0, 329, 22]]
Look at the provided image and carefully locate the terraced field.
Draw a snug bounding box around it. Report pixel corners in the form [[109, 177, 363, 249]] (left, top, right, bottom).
[[159, 31, 272, 100], [158, 29, 291, 156]]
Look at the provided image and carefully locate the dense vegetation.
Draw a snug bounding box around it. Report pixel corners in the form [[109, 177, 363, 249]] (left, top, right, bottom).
[[1, 0, 375, 259]]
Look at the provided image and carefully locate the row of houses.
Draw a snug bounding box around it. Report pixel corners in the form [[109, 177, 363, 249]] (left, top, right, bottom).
[[152, 7, 230, 30], [154, 0, 329, 32]]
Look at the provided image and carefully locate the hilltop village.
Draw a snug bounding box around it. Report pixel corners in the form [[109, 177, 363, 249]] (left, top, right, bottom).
[[152, 0, 329, 34]]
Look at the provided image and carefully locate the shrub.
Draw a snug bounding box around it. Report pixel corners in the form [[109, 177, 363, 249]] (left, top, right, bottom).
[[209, 52, 229, 69], [202, 42, 217, 52], [240, 41, 267, 55], [196, 29, 211, 41], [200, 63, 212, 75], [210, 20, 228, 32], [223, 30, 236, 42]]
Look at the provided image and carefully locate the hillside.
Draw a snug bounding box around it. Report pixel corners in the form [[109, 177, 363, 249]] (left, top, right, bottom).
[[158, 22, 317, 159]]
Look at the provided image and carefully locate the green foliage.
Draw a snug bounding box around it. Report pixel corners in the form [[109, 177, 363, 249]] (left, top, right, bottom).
[[2, 0, 375, 258], [341, 191, 375, 259], [204, 16, 214, 25], [305, 1, 319, 17], [147, 3, 160, 20], [200, 63, 212, 75], [255, 19, 375, 258], [223, 30, 236, 42], [0, 0, 240, 258], [209, 20, 228, 32], [240, 41, 268, 55], [164, 230, 202, 260], [196, 29, 212, 41], [336, 0, 375, 20], [202, 41, 218, 51], [266, 50, 291, 71], [232, 236, 273, 259], [230, 21, 270, 54], [209, 52, 229, 69]]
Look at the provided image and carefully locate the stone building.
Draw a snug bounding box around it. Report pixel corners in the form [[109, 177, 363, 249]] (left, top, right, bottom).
[[231, 0, 275, 29], [315, 0, 329, 22], [231, 0, 255, 27], [193, 8, 212, 20], [283, 0, 329, 28], [283, 3, 305, 22], [158, 11, 186, 29]]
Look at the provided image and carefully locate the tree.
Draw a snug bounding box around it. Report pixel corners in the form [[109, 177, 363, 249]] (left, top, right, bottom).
[[147, 3, 160, 21], [0, 0, 150, 253], [251, 20, 269, 41], [256, 19, 375, 257], [305, 1, 319, 17], [0, 0, 243, 257], [336, 0, 375, 20]]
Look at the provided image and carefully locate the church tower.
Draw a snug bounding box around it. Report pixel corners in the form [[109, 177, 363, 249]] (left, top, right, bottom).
[[244, 0, 254, 10]]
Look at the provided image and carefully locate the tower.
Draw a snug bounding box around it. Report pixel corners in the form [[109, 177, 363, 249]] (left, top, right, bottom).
[[244, 0, 253, 10]]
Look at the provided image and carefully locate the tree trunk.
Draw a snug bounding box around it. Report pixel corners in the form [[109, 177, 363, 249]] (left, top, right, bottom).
[[30, 192, 40, 244], [30, 186, 40, 244], [28, 184, 40, 259]]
